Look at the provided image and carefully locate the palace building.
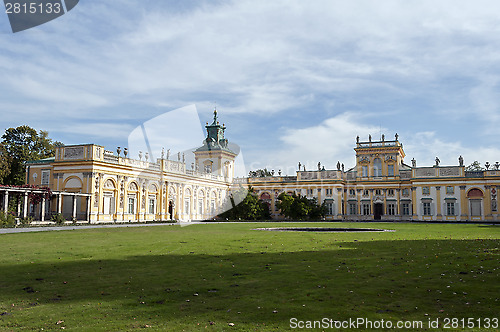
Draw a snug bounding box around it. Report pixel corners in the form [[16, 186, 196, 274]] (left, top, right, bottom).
[[17, 111, 500, 223], [240, 134, 499, 222], [22, 111, 237, 223]]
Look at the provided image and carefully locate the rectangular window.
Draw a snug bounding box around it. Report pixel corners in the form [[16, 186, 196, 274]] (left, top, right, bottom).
[[326, 203, 334, 215], [349, 189, 355, 196], [41, 170, 50, 185], [148, 198, 155, 214], [387, 164, 394, 176], [423, 202, 431, 215], [387, 203, 395, 215], [422, 187, 430, 195], [363, 189, 369, 196], [349, 203, 357, 215], [128, 197, 135, 214], [446, 202, 455, 216], [362, 166, 368, 177], [375, 189, 381, 195], [362, 203, 370, 215], [402, 203, 410, 215], [446, 186, 454, 195], [307, 189, 313, 196], [387, 189, 394, 196], [326, 188, 333, 196]]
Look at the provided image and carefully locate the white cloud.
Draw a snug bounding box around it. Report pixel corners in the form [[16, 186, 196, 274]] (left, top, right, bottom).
[[2, 0, 500, 164]]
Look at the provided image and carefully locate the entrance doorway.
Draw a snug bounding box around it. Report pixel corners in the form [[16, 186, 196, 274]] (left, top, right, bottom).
[[168, 201, 173, 220], [374, 203, 383, 220]]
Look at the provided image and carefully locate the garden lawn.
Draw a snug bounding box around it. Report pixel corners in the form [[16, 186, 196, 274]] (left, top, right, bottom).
[[0, 222, 498, 331]]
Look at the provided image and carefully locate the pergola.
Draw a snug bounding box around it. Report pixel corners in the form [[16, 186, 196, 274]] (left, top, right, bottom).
[[0, 186, 91, 222]]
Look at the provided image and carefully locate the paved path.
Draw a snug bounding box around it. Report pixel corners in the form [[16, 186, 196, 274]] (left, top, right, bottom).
[[0, 223, 188, 234]]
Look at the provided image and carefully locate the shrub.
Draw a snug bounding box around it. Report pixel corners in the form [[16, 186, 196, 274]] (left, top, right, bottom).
[[0, 211, 16, 227], [50, 213, 66, 225]]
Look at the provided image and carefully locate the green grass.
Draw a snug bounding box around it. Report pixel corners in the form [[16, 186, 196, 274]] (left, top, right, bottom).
[[0, 222, 498, 331]]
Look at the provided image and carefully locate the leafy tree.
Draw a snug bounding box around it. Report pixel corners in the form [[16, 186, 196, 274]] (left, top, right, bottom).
[[276, 192, 327, 220], [465, 161, 484, 171], [219, 186, 270, 220], [248, 168, 273, 178], [0, 126, 63, 185]]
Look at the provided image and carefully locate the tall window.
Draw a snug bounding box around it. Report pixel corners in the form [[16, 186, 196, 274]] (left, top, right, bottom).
[[128, 197, 136, 214], [387, 203, 396, 215], [103, 193, 115, 215], [148, 198, 155, 214], [41, 170, 50, 185], [387, 164, 394, 176], [349, 203, 357, 215], [184, 198, 190, 214], [326, 202, 334, 215], [373, 158, 382, 177], [423, 202, 431, 215], [198, 199, 204, 214], [362, 203, 370, 215], [362, 166, 368, 177], [402, 203, 410, 215], [446, 202, 455, 216]]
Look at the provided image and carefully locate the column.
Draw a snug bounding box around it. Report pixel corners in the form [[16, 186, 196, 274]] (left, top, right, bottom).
[[86, 196, 91, 222], [484, 185, 492, 219], [17, 195, 21, 217], [57, 194, 62, 214], [3, 191, 8, 213], [436, 186, 442, 219], [411, 187, 417, 221], [383, 189, 387, 217], [337, 188, 343, 219], [72, 195, 77, 220], [23, 192, 28, 219], [356, 189, 361, 216], [460, 185, 467, 219], [396, 188, 401, 220], [41, 198, 46, 221]]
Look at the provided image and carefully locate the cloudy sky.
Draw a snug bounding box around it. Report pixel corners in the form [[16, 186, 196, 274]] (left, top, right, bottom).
[[1, 0, 500, 175]]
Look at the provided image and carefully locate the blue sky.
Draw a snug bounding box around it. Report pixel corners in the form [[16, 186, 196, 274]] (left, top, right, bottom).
[[1, 0, 500, 176]]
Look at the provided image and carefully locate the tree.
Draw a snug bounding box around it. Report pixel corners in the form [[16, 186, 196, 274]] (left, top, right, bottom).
[[465, 161, 484, 171], [276, 192, 327, 220], [0, 126, 63, 185], [218, 186, 270, 220]]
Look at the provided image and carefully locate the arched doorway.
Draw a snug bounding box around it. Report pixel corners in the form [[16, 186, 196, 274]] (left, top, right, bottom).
[[374, 203, 383, 220], [467, 188, 484, 217]]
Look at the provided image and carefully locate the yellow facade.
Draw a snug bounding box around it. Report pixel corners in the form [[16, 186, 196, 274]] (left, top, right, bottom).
[[26, 111, 237, 223], [242, 135, 500, 222]]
